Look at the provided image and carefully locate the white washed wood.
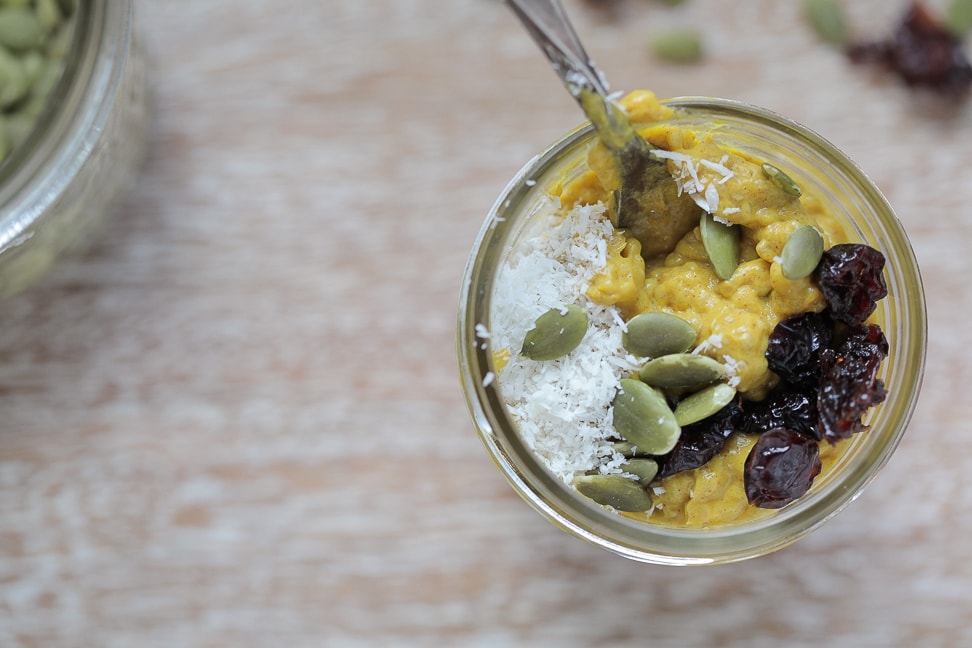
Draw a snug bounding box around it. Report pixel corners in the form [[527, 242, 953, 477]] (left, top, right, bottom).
[[1, 0, 970, 646]]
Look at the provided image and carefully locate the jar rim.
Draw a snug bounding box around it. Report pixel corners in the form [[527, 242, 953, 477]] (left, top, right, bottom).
[[458, 96, 927, 564]]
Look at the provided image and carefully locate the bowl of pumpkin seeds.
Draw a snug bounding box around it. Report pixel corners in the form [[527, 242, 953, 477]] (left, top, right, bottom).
[[458, 94, 926, 565], [0, 0, 148, 297]]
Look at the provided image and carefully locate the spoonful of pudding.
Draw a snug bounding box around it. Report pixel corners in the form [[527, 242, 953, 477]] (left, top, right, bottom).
[[505, 0, 699, 255]]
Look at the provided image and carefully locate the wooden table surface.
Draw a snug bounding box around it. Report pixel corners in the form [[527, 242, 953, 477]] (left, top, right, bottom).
[[2, 0, 971, 645]]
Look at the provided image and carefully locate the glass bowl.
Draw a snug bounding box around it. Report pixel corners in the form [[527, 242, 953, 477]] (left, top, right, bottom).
[[457, 97, 926, 565], [0, 0, 148, 298]]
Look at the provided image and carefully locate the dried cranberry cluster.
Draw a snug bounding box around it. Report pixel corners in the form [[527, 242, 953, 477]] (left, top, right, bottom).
[[655, 243, 890, 509], [847, 2, 972, 96]]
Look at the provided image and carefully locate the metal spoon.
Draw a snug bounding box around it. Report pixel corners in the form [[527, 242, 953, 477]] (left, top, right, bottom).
[[504, 0, 669, 228]]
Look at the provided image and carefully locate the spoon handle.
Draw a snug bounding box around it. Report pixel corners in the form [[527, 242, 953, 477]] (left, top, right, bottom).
[[504, 0, 648, 157], [505, 0, 611, 99], [505, 0, 665, 231]]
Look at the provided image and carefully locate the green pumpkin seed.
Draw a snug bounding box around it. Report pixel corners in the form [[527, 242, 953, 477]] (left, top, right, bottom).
[[650, 28, 703, 64], [674, 383, 737, 426], [761, 162, 802, 198], [622, 311, 697, 358], [611, 441, 652, 458], [946, 0, 972, 36], [804, 0, 848, 45], [699, 212, 740, 280], [0, 7, 43, 50], [638, 353, 726, 389], [621, 458, 659, 486], [36, 0, 62, 31], [521, 304, 589, 361], [612, 378, 681, 455], [0, 46, 28, 109], [781, 225, 824, 280], [573, 474, 653, 512]]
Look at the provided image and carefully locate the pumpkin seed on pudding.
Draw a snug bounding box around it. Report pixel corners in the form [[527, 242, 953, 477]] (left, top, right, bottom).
[[611, 378, 680, 455], [761, 162, 803, 198], [699, 212, 740, 280], [638, 353, 726, 389], [781, 225, 825, 280], [674, 382, 737, 426], [620, 458, 660, 486], [622, 311, 697, 358], [573, 474, 654, 512]]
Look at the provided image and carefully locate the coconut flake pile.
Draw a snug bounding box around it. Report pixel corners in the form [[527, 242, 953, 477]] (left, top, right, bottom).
[[651, 150, 734, 219], [488, 200, 640, 483]]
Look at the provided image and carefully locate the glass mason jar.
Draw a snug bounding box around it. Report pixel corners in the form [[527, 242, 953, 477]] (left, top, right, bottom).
[[457, 97, 926, 565], [0, 0, 148, 298]]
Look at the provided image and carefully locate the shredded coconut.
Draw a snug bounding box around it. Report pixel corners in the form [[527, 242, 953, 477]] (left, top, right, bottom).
[[651, 149, 735, 216], [490, 201, 639, 482], [722, 354, 742, 389], [693, 333, 724, 355]]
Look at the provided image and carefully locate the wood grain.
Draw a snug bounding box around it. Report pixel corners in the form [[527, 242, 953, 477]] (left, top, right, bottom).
[[1, 1, 971, 645]]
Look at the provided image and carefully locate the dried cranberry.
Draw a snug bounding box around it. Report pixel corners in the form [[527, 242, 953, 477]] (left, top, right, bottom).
[[738, 389, 821, 441], [656, 401, 740, 478], [744, 428, 822, 509], [815, 244, 887, 326], [818, 324, 889, 443], [847, 2, 972, 96], [765, 311, 834, 389]]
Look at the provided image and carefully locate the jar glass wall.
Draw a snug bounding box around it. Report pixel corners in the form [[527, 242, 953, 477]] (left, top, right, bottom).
[[457, 97, 926, 565], [0, 0, 148, 297]]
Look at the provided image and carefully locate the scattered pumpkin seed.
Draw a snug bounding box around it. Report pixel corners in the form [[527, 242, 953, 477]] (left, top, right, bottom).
[[780, 225, 824, 280], [520, 304, 589, 361], [674, 382, 737, 426], [638, 353, 726, 388], [612, 378, 681, 455], [621, 458, 659, 486], [699, 212, 740, 280], [650, 28, 703, 64], [804, 0, 849, 45], [761, 162, 802, 198], [622, 311, 697, 358], [946, 0, 972, 36], [573, 474, 653, 512]]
